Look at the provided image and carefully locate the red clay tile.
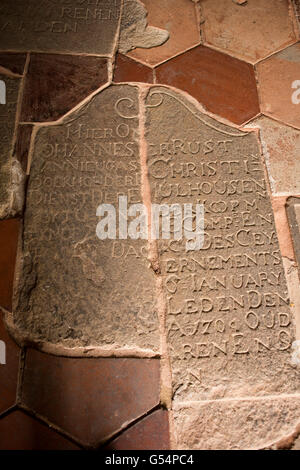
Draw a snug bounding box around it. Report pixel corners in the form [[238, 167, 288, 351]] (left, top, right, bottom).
[[0, 311, 20, 414], [257, 43, 300, 129], [127, 0, 200, 67], [0, 54, 27, 75], [21, 350, 160, 446], [114, 53, 153, 84], [201, 0, 297, 63], [0, 218, 20, 311], [104, 409, 170, 450], [21, 54, 108, 122], [0, 410, 80, 450], [14, 125, 33, 173], [155, 45, 260, 125]]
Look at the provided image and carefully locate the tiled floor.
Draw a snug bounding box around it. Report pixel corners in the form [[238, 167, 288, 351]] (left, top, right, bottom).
[[0, 0, 300, 450]]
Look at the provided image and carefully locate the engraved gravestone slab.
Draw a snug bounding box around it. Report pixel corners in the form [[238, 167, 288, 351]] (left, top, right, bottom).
[[0, 74, 21, 218], [0, 0, 121, 56], [145, 87, 300, 400], [14, 85, 159, 351]]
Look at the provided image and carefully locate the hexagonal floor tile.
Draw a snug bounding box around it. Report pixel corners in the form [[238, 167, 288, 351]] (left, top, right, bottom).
[[201, 0, 297, 63], [0, 218, 20, 311], [257, 43, 300, 129], [114, 54, 154, 83], [0, 53, 27, 75], [127, 0, 200, 67], [104, 409, 170, 450], [0, 410, 80, 450], [155, 45, 260, 125], [21, 54, 108, 122], [21, 349, 161, 446]]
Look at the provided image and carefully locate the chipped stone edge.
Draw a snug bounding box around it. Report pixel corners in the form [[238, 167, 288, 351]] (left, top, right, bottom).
[[2, 307, 160, 359]]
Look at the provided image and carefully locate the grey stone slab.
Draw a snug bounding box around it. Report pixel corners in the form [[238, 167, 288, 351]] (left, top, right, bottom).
[[145, 87, 300, 401], [0, 0, 121, 56], [14, 85, 159, 352], [286, 197, 300, 278], [173, 396, 300, 450], [0, 74, 23, 218]]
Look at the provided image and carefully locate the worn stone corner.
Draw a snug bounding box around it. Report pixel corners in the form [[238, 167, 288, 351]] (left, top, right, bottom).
[[119, 0, 170, 54]]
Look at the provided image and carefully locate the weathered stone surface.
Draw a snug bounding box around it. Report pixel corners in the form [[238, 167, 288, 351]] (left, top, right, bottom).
[[173, 396, 300, 450], [0, 74, 23, 219], [293, 0, 300, 33], [14, 85, 159, 351], [127, 0, 200, 67], [145, 87, 300, 401], [248, 116, 300, 196], [0, 0, 121, 56], [271, 196, 295, 261], [119, 0, 169, 54], [287, 197, 300, 276]]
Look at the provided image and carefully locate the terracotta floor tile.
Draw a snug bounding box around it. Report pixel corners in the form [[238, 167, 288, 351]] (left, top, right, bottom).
[[201, 0, 297, 63], [127, 0, 199, 67], [257, 44, 300, 129], [21, 54, 108, 122], [15, 125, 33, 173], [0, 54, 27, 75], [0, 410, 80, 450], [0, 311, 20, 414], [252, 116, 300, 195], [104, 409, 170, 450], [155, 45, 260, 125], [0, 219, 20, 311], [114, 54, 153, 83], [21, 350, 160, 446]]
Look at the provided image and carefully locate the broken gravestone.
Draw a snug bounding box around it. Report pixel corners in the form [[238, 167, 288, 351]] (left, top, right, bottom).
[[13, 85, 159, 353], [145, 87, 300, 449], [0, 0, 121, 56]]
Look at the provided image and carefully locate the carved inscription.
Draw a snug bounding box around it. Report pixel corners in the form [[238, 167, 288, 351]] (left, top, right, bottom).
[[15, 85, 159, 351], [0, 75, 20, 218], [0, 0, 121, 55], [145, 87, 300, 400]]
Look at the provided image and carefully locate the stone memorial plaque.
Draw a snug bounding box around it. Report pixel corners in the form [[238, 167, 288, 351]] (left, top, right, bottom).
[[145, 87, 300, 401], [14, 85, 159, 352], [0, 0, 121, 56], [0, 74, 21, 218]]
